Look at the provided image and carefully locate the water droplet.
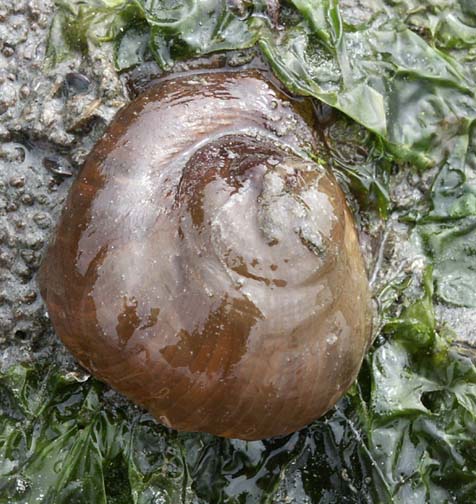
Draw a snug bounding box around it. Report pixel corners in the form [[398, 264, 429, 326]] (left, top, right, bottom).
[[326, 333, 338, 345]]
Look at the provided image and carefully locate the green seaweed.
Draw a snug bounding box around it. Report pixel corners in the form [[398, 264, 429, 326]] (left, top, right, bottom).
[[2, 271, 476, 502], [5, 0, 475, 501]]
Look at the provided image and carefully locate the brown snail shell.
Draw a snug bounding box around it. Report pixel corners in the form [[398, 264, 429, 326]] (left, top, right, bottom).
[[39, 69, 372, 440]]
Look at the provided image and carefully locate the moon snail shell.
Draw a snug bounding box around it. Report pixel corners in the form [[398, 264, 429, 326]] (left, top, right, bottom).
[[39, 69, 373, 440]]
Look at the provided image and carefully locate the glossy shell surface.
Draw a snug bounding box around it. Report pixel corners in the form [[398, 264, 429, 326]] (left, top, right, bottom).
[[39, 70, 372, 440]]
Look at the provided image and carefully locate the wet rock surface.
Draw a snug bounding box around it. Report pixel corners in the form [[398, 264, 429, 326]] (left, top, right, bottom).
[[0, 0, 129, 368]]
